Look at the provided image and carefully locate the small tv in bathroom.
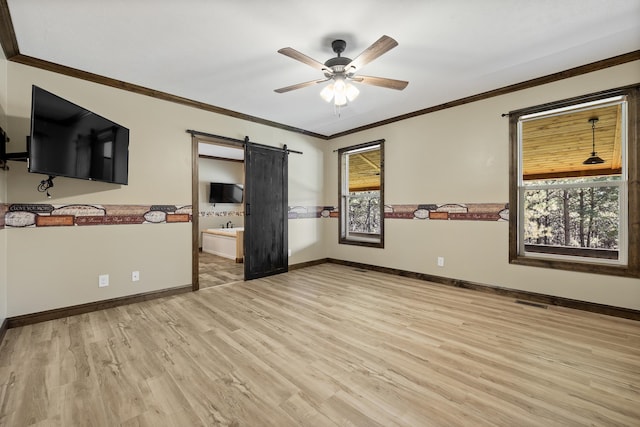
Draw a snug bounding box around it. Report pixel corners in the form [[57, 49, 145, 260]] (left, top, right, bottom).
[[209, 183, 243, 203]]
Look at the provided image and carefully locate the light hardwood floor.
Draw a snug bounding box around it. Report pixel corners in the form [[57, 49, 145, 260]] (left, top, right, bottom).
[[199, 252, 244, 289], [1, 263, 639, 426]]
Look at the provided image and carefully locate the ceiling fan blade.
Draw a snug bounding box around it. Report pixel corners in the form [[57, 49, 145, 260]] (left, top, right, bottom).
[[277, 47, 329, 72], [352, 75, 408, 90], [346, 35, 398, 72], [274, 78, 328, 93]]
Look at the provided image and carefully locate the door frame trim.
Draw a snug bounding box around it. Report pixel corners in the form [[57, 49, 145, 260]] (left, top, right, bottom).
[[190, 134, 246, 291], [190, 131, 301, 288]]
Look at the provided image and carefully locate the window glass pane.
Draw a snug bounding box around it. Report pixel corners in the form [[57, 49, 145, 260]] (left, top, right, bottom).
[[347, 191, 380, 235], [522, 184, 619, 258], [524, 176, 621, 186]]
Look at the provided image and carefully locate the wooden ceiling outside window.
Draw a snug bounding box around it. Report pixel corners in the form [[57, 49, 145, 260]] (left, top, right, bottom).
[[347, 103, 622, 188], [522, 104, 622, 180], [348, 149, 381, 192]]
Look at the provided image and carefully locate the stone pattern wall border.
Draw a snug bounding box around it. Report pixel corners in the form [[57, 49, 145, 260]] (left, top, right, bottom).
[[1, 203, 192, 228], [0, 202, 509, 230], [288, 203, 509, 221]]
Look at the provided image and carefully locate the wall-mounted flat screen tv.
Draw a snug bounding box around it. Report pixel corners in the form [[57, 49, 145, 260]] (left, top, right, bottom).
[[209, 183, 243, 203], [28, 86, 130, 185]]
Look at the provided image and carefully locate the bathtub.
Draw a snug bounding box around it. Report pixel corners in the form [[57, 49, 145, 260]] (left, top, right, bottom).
[[202, 227, 244, 263]]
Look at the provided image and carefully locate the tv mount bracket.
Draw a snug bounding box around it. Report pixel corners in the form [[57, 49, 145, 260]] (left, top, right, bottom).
[[0, 126, 8, 170], [0, 127, 28, 170]]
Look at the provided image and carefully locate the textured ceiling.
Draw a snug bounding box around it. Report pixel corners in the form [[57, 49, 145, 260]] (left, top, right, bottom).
[[3, 0, 640, 138]]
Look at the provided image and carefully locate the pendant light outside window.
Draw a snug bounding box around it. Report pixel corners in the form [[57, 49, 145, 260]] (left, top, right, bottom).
[[583, 117, 605, 165]]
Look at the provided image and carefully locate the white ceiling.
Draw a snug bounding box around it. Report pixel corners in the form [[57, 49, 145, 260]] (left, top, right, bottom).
[[5, 0, 640, 138]]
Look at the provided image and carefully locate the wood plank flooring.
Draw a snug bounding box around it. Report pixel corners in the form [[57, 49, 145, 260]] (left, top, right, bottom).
[[199, 252, 244, 288], [1, 263, 639, 426]]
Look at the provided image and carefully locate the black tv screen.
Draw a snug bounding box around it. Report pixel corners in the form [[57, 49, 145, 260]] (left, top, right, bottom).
[[209, 183, 243, 203], [28, 86, 129, 185]]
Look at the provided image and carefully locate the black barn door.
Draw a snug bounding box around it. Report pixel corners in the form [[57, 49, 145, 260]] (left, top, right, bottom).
[[244, 142, 288, 280]]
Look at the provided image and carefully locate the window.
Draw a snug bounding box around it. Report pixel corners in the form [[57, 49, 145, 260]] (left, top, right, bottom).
[[509, 85, 639, 277], [339, 140, 384, 247]]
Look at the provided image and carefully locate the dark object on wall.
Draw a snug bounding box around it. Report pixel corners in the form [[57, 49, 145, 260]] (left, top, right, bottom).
[[244, 142, 288, 280], [0, 126, 7, 169], [28, 86, 130, 185], [0, 130, 27, 170], [209, 182, 243, 203]]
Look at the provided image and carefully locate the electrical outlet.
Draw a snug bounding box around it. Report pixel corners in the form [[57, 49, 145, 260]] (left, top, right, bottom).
[[98, 274, 109, 287], [132, 271, 140, 282], [437, 257, 445, 267]]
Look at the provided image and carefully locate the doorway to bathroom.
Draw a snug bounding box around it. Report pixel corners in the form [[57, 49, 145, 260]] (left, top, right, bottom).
[[190, 132, 290, 289], [192, 136, 246, 289]]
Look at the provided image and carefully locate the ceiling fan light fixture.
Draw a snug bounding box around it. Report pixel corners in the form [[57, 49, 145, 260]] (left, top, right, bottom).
[[583, 117, 605, 165], [334, 77, 346, 93], [334, 91, 348, 107], [276, 35, 408, 111], [321, 77, 359, 107], [334, 78, 347, 106], [345, 83, 359, 102], [320, 83, 335, 102]]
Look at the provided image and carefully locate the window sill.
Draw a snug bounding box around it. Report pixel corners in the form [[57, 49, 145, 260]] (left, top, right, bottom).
[[510, 254, 638, 278], [524, 244, 619, 260], [339, 235, 384, 248]]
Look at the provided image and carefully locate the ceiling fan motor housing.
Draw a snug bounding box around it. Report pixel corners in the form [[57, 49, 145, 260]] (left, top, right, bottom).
[[324, 56, 352, 75], [331, 39, 347, 55], [323, 39, 354, 77]]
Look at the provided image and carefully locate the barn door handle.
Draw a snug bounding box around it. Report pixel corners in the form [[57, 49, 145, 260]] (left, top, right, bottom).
[[246, 203, 250, 216]]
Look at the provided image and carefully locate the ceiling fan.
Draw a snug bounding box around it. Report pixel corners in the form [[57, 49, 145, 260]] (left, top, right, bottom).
[[274, 35, 408, 106]]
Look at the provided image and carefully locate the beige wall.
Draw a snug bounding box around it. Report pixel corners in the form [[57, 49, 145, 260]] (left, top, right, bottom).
[[6, 224, 192, 315], [287, 137, 327, 263], [0, 49, 7, 323], [4, 62, 325, 317], [325, 60, 640, 311], [3, 56, 639, 319]]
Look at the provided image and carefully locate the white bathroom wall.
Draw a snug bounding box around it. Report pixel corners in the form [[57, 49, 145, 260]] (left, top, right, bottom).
[[198, 157, 244, 244]]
